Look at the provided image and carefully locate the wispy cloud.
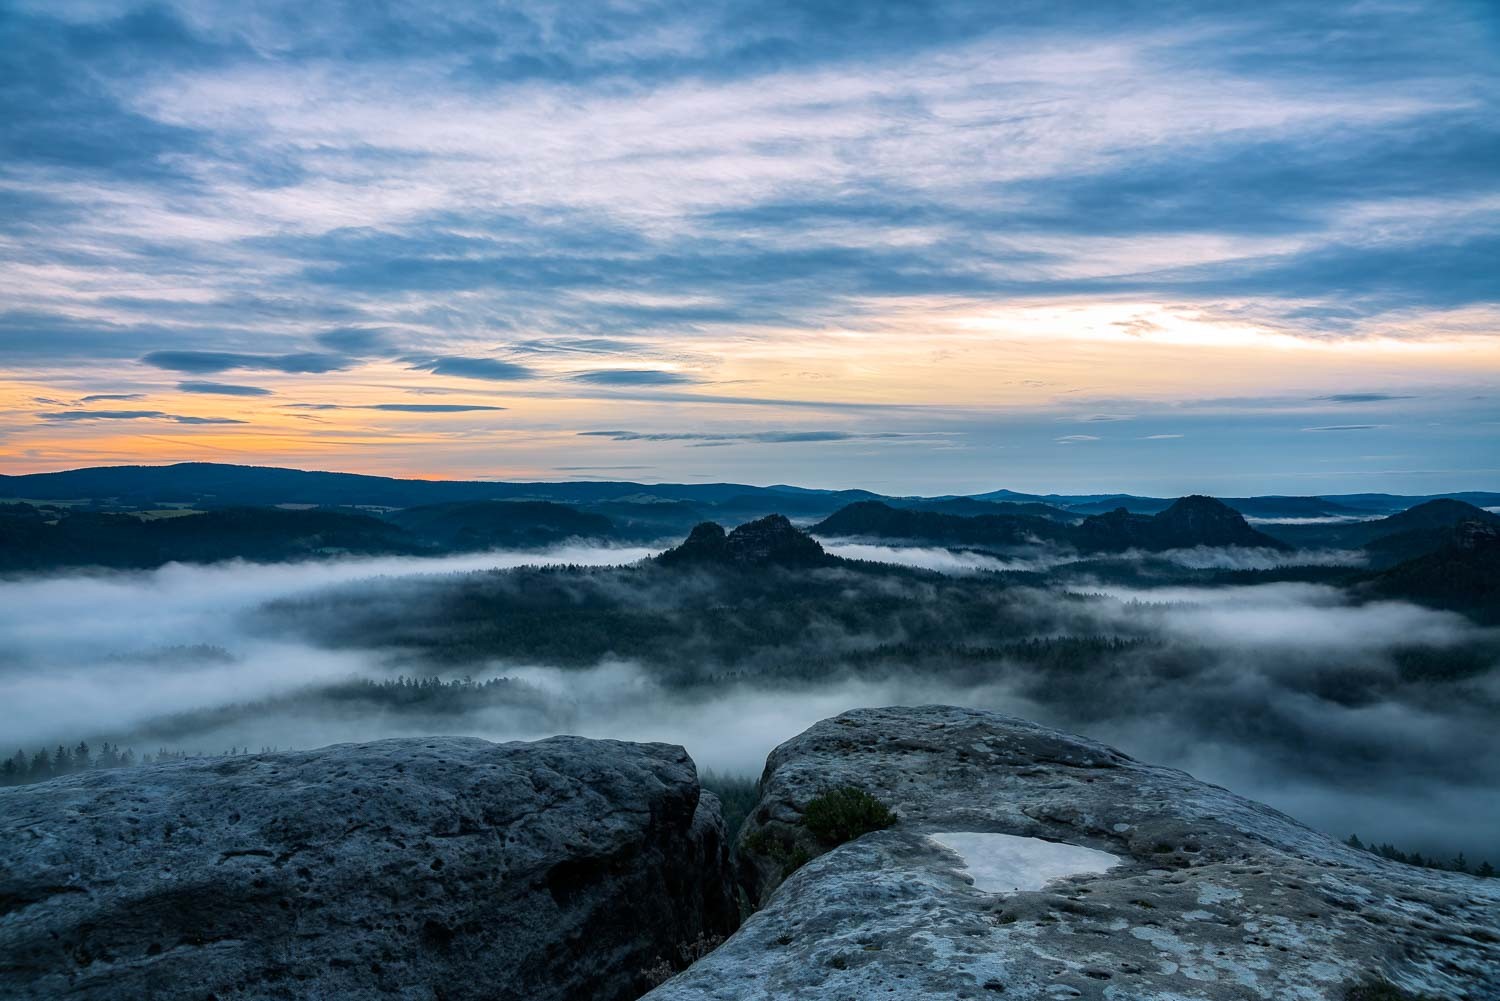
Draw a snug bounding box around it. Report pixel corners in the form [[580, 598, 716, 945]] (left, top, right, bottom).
[[1301, 424, 1387, 432], [570, 370, 697, 386], [280, 403, 506, 413], [142, 352, 352, 375], [403, 356, 536, 381], [178, 381, 272, 396], [366, 404, 506, 413], [579, 429, 931, 444], [37, 410, 246, 425], [1315, 394, 1416, 404], [0, 1, 1495, 489]]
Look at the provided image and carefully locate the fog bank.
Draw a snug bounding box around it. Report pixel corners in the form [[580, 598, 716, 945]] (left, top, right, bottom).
[[2, 543, 1496, 864]]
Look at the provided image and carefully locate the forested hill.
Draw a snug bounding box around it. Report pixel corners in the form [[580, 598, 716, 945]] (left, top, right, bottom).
[[3, 462, 1497, 518], [1072, 495, 1290, 552], [1260, 498, 1500, 562], [810, 501, 1071, 548], [1360, 521, 1500, 623], [813, 495, 1288, 553], [0, 462, 875, 511], [0, 502, 630, 573]]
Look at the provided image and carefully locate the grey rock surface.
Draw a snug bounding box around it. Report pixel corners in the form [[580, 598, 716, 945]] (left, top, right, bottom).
[[0, 735, 737, 1001], [648, 706, 1500, 1001]]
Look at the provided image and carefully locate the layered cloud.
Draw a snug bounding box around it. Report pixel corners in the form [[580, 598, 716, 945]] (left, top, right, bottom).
[[0, 1, 1496, 489]]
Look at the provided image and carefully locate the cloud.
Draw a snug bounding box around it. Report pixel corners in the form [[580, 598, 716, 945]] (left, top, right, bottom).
[[142, 351, 353, 375], [36, 410, 246, 425], [513, 337, 642, 355], [1056, 434, 1101, 443], [80, 394, 146, 403], [177, 381, 273, 396], [1301, 424, 1386, 432], [570, 369, 698, 386], [579, 429, 927, 444], [554, 465, 653, 471], [1315, 394, 1416, 404], [313, 327, 392, 355], [403, 355, 536, 381], [0, 0, 1495, 488], [7, 544, 1490, 862], [1141, 434, 1184, 440], [366, 404, 506, 413], [280, 403, 507, 413]]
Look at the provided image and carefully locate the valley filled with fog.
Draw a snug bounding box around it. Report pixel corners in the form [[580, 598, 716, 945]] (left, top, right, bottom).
[[5, 529, 1496, 866]]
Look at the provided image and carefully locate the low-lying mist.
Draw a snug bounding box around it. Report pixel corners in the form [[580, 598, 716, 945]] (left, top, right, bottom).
[[2, 541, 1495, 864]]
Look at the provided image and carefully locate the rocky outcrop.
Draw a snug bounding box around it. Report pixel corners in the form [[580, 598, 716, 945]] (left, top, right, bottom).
[[1075, 495, 1289, 552], [648, 707, 1500, 1001], [0, 736, 737, 1001], [656, 514, 834, 568]]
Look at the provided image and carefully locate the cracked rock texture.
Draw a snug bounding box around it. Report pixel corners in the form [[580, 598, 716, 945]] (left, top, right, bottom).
[[0, 735, 737, 1001], [648, 706, 1500, 1001]]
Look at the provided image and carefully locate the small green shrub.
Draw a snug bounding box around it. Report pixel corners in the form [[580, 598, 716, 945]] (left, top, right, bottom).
[[701, 770, 759, 842], [801, 787, 896, 845], [780, 845, 812, 877], [743, 829, 813, 878]]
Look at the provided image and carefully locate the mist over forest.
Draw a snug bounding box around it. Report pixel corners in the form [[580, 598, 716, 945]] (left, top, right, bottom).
[[4, 477, 1497, 867]]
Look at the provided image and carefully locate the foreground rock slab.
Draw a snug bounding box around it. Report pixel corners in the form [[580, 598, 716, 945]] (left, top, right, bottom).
[[648, 706, 1500, 1001], [0, 736, 736, 1001]]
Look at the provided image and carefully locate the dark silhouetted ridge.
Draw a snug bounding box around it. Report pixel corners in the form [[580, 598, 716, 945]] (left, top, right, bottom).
[[1363, 520, 1500, 622], [386, 500, 614, 548], [811, 500, 1069, 546], [656, 515, 833, 568], [1074, 495, 1289, 552]]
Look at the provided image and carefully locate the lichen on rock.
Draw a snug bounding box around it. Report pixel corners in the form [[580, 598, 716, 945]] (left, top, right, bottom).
[[0, 735, 738, 1001], [650, 706, 1500, 1001]]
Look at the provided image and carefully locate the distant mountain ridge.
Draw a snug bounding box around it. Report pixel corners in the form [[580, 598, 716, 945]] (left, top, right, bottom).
[[812, 501, 1071, 548], [0, 507, 420, 572], [814, 495, 1288, 554], [1, 463, 1496, 574], [2, 461, 1494, 517], [0, 501, 632, 573]]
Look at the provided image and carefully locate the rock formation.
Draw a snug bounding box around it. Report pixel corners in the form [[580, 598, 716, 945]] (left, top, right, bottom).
[[0, 735, 737, 1001], [656, 514, 834, 568], [648, 706, 1500, 1001], [1074, 495, 1289, 552]]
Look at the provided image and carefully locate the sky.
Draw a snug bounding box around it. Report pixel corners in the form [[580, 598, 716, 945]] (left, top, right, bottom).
[[1, 0, 1497, 495]]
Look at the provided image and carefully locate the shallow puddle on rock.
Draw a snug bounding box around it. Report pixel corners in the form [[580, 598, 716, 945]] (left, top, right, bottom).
[[928, 832, 1121, 893]]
